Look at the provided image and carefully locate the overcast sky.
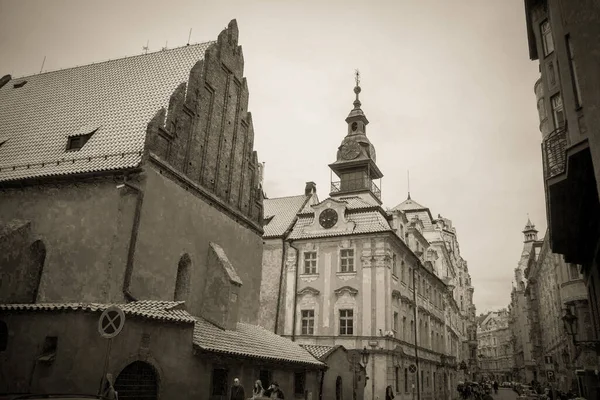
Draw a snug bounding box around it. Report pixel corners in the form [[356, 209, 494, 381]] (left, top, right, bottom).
[[0, 0, 545, 313]]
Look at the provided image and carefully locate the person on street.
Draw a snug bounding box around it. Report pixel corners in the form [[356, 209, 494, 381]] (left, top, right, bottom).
[[231, 378, 245, 400], [265, 382, 285, 399], [385, 385, 394, 400], [481, 387, 494, 400], [253, 380, 265, 399], [493, 381, 499, 394]]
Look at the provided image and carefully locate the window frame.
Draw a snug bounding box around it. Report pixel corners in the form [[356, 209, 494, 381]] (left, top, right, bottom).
[[541, 20, 555, 57], [294, 371, 306, 396], [303, 251, 318, 275], [340, 248, 355, 273], [301, 309, 315, 335], [566, 34, 583, 108], [339, 309, 354, 335], [550, 94, 565, 130]]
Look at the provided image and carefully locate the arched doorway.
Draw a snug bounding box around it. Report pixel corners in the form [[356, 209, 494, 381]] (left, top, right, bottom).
[[174, 253, 191, 301], [114, 361, 158, 400], [336, 376, 343, 400]]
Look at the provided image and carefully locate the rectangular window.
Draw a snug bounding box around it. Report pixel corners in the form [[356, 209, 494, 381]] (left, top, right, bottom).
[[401, 260, 406, 282], [301, 310, 315, 335], [392, 254, 397, 276], [294, 372, 306, 396], [421, 370, 424, 391], [340, 249, 355, 272], [404, 368, 408, 392], [566, 35, 583, 107], [402, 316, 407, 340], [408, 268, 413, 288], [551, 94, 565, 129], [569, 264, 580, 281], [339, 309, 354, 335], [211, 368, 229, 396], [541, 20, 554, 56], [395, 366, 400, 392], [393, 312, 399, 333], [303, 251, 317, 274]]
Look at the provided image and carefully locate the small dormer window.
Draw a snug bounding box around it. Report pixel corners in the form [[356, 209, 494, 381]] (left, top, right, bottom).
[[66, 127, 98, 151], [13, 80, 27, 89], [351, 122, 358, 132]]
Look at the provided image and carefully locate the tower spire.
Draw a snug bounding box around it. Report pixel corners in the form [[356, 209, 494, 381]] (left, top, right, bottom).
[[353, 69, 362, 109], [407, 170, 411, 200]]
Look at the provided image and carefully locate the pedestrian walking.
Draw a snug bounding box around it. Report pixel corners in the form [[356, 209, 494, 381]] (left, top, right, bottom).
[[385, 385, 394, 400], [231, 378, 246, 400], [265, 381, 285, 400]]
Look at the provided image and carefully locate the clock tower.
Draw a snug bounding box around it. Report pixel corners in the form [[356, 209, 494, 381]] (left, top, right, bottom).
[[328, 71, 384, 203]]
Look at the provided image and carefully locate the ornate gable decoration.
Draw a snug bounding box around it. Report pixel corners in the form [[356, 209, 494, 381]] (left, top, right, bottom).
[[297, 286, 321, 297], [334, 286, 359, 298], [303, 198, 356, 235]]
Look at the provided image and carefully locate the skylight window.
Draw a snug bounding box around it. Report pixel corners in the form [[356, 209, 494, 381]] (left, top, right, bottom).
[[13, 81, 27, 88]]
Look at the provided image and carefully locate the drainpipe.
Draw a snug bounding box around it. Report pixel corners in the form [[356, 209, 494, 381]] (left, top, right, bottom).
[[318, 367, 327, 400], [274, 238, 287, 334], [118, 176, 145, 302], [288, 240, 300, 341]]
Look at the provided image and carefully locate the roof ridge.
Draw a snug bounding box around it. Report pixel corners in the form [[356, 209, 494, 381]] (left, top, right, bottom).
[[264, 193, 308, 201], [9, 41, 216, 81]]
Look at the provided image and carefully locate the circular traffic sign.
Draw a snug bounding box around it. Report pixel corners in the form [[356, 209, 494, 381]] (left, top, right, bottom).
[[98, 306, 125, 339], [409, 364, 417, 373]]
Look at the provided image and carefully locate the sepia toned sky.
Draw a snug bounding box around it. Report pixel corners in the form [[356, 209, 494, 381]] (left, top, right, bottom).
[[0, 0, 545, 313]]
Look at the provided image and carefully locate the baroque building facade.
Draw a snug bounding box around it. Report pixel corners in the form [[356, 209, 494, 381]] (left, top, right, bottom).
[[260, 79, 477, 400], [476, 309, 514, 383], [522, 0, 600, 396], [0, 21, 331, 399], [525, 229, 590, 393], [508, 221, 539, 384]]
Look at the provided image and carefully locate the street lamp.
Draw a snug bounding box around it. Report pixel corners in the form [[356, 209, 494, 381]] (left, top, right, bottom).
[[561, 308, 600, 352], [361, 346, 370, 367]]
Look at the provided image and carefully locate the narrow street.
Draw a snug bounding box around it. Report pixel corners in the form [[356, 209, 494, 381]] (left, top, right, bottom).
[[492, 388, 517, 400]]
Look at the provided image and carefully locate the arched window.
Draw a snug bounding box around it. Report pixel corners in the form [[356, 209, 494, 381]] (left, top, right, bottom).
[[174, 253, 191, 301], [0, 321, 7, 351], [114, 361, 158, 400], [30, 240, 46, 303], [336, 376, 343, 400]]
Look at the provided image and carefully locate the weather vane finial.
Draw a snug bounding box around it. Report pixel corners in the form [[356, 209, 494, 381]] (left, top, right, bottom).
[[354, 69, 360, 87]]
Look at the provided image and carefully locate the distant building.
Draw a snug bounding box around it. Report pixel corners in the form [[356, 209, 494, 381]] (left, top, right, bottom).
[[0, 20, 326, 399], [525, 230, 593, 392], [508, 220, 539, 383], [523, 0, 600, 395], [261, 78, 477, 400], [476, 309, 514, 383]]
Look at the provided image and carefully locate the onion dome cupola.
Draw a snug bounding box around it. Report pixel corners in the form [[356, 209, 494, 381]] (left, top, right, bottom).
[[523, 216, 539, 243], [328, 70, 384, 203]]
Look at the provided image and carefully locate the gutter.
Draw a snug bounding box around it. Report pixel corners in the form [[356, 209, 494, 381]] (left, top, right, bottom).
[[289, 240, 300, 342], [119, 176, 145, 302]]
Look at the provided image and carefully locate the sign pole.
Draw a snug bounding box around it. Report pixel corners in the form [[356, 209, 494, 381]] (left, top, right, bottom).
[[98, 338, 113, 395]]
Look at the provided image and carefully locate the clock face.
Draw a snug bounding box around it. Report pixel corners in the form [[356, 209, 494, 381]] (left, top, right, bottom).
[[341, 141, 361, 160], [319, 208, 338, 229]]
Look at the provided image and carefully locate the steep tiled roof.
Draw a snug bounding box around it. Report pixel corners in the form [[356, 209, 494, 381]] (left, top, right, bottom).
[[193, 317, 324, 367], [263, 195, 310, 238], [0, 42, 213, 182], [0, 300, 195, 324], [392, 197, 427, 211], [288, 210, 392, 240], [300, 344, 340, 360]]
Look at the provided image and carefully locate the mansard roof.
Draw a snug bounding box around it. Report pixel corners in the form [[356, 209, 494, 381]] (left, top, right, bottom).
[[0, 39, 213, 182]]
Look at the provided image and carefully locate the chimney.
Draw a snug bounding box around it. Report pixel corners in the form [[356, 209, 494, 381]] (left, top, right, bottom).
[[305, 182, 316, 196]]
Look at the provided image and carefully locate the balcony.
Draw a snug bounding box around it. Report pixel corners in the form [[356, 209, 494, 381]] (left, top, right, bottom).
[[331, 178, 381, 200], [543, 126, 568, 180], [542, 124, 599, 266]]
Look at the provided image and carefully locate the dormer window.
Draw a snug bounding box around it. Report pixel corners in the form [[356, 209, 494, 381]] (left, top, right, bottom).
[[13, 80, 27, 89], [351, 122, 358, 132], [66, 127, 98, 151]]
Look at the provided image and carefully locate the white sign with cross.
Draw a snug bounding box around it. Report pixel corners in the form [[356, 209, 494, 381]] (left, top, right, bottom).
[[98, 306, 126, 339]]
